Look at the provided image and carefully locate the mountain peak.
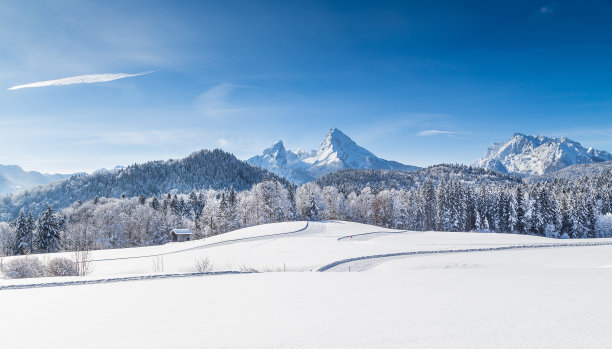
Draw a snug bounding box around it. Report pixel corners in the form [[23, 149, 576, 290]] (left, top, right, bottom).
[[475, 133, 612, 175], [264, 140, 285, 154], [319, 128, 359, 154], [327, 127, 346, 137], [247, 129, 419, 183]]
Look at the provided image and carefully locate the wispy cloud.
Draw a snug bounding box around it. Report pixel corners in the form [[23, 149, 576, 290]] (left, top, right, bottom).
[[195, 83, 247, 118], [417, 129, 459, 136], [538, 3, 558, 15], [8, 71, 152, 90]]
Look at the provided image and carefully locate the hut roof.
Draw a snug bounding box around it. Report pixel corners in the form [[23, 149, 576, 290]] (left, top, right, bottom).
[[171, 229, 193, 235]]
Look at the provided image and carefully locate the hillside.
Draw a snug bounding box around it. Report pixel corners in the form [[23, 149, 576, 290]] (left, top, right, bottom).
[[0, 149, 285, 221]]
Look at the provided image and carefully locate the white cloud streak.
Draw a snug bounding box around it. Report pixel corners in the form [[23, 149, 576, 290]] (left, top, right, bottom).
[[195, 83, 247, 118], [417, 129, 458, 136], [8, 71, 152, 90]]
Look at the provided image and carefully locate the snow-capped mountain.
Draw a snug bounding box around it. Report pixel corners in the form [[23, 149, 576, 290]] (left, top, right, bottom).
[[248, 128, 419, 183], [93, 165, 126, 174], [474, 133, 612, 176], [0, 164, 73, 195]]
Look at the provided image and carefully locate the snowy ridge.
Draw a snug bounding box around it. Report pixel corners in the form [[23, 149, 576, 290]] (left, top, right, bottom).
[[248, 128, 419, 183], [474, 133, 612, 175]]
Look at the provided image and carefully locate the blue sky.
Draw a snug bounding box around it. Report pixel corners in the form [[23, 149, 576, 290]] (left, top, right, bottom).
[[1, 0, 612, 173]]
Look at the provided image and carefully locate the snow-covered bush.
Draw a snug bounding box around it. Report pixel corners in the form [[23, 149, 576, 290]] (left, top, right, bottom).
[[46, 257, 78, 277], [3, 257, 45, 279]]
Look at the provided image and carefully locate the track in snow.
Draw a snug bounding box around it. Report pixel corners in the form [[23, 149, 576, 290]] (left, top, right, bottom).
[[318, 240, 612, 272], [0, 271, 250, 291]]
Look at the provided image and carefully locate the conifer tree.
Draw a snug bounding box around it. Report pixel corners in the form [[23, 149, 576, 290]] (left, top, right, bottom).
[[515, 185, 526, 234], [36, 206, 61, 253], [420, 180, 436, 231], [27, 211, 35, 252], [13, 209, 31, 255]]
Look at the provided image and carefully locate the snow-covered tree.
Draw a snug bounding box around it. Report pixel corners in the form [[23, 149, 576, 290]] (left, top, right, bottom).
[[13, 209, 32, 255], [35, 206, 62, 253]]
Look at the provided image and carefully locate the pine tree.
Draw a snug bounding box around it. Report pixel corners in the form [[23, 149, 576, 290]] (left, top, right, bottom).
[[217, 193, 228, 233], [515, 185, 526, 234], [13, 210, 31, 255], [287, 184, 297, 221], [36, 206, 62, 253], [474, 209, 482, 231], [150, 197, 160, 211], [420, 180, 436, 231], [27, 211, 35, 252], [306, 196, 319, 221], [586, 196, 597, 238]]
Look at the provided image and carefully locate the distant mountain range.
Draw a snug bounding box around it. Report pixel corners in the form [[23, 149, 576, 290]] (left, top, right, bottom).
[[474, 133, 612, 176], [3, 130, 612, 218], [247, 128, 420, 184], [0, 164, 129, 196], [0, 165, 74, 195]]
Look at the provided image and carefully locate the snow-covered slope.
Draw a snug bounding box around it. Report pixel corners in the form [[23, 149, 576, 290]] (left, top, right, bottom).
[[2, 220, 610, 281], [4, 221, 612, 348], [248, 128, 419, 183], [474, 133, 612, 176], [0, 164, 72, 195]]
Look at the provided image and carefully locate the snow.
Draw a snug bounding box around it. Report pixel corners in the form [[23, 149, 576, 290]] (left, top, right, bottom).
[[171, 228, 193, 235], [3, 270, 612, 348], [3, 221, 612, 348], [475, 133, 612, 175], [247, 128, 419, 184], [5, 220, 603, 281]]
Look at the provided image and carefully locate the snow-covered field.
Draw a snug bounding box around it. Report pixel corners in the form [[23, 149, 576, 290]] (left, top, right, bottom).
[[2, 221, 612, 348]]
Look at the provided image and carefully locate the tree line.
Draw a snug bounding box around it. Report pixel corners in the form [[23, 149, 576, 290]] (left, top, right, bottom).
[[2, 169, 612, 256]]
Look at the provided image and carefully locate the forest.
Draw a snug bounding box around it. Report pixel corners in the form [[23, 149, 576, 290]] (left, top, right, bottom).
[[2, 165, 612, 257]]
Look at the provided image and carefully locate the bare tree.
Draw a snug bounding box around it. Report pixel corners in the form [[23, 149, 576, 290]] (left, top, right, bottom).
[[73, 249, 93, 276], [152, 255, 164, 273], [195, 256, 213, 272]]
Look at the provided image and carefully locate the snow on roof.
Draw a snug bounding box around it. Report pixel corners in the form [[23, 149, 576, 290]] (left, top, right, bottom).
[[171, 229, 193, 235]]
